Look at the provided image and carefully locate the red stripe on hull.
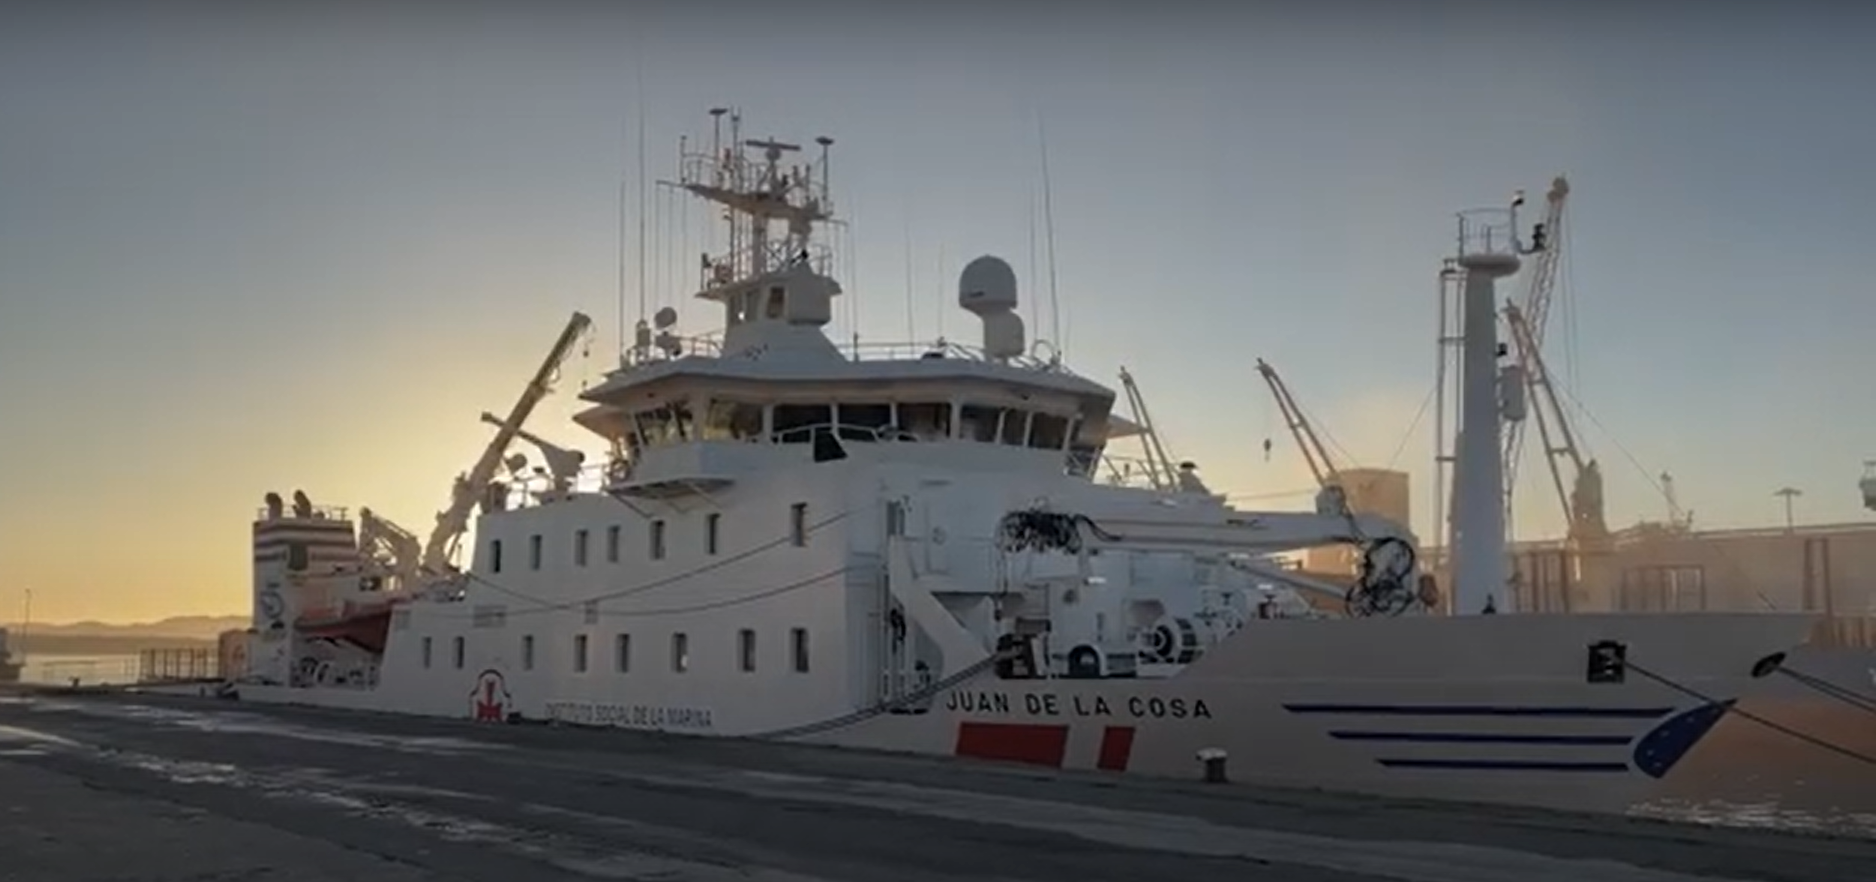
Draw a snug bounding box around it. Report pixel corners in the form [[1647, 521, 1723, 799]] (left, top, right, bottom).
[[954, 722, 1069, 767], [1095, 726, 1136, 771]]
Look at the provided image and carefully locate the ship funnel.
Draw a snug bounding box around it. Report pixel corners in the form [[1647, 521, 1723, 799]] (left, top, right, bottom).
[[958, 255, 1025, 361]]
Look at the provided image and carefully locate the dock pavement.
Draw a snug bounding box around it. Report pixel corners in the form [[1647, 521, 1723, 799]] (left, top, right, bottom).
[[0, 689, 1871, 882]]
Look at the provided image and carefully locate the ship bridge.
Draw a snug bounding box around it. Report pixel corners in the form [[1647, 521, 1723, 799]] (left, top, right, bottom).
[[569, 109, 1140, 500]]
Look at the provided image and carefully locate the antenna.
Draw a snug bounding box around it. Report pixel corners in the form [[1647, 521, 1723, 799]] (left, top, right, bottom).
[[902, 212, 916, 341], [634, 46, 649, 329], [1037, 112, 1062, 359]]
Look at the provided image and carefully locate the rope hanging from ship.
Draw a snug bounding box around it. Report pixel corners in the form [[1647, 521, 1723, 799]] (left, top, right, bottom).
[[1770, 665, 1876, 717], [1626, 657, 1876, 770]]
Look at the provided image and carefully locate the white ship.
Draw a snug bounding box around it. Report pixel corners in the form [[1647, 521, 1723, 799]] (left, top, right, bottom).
[[231, 108, 1815, 816]]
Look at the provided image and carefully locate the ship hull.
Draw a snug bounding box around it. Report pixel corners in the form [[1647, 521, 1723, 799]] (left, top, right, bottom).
[[228, 611, 1812, 817]]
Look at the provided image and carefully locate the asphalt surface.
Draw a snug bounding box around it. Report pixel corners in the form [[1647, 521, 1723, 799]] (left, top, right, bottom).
[[1, 690, 1872, 882]]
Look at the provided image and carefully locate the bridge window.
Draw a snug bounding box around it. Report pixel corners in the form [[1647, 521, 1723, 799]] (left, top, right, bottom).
[[705, 513, 720, 555], [765, 286, 786, 319], [791, 503, 808, 546], [1028, 413, 1070, 451], [489, 539, 504, 574], [650, 519, 666, 560], [574, 529, 589, 567], [1000, 410, 1030, 446], [738, 628, 757, 672], [835, 403, 893, 441], [772, 404, 832, 442], [529, 534, 542, 570], [671, 633, 690, 672], [959, 404, 1003, 443], [452, 636, 465, 669], [421, 637, 433, 669], [1068, 418, 1104, 478], [634, 400, 695, 447], [605, 525, 620, 563], [615, 633, 631, 672], [702, 400, 765, 441], [522, 635, 535, 671], [897, 402, 950, 440], [574, 634, 589, 673]]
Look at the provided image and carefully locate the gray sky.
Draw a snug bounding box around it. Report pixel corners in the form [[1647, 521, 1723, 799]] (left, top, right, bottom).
[[3, 1, 1873, 619]]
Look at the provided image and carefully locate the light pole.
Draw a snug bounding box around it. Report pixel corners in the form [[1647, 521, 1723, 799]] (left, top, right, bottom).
[[1773, 486, 1803, 532]]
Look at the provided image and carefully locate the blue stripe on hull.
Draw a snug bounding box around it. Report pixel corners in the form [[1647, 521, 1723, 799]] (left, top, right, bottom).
[[1283, 703, 1673, 718], [1328, 730, 1633, 746], [1377, 758, 1632, 773]]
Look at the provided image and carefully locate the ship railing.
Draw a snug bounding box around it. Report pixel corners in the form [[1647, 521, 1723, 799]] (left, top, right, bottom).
[[694, 241, 838, 290], [677, 151, 833, 216], [623, 333, 1076, 377]]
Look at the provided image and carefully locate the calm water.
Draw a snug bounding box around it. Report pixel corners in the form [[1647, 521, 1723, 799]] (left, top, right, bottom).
[[1634, 697, 1876, 839]]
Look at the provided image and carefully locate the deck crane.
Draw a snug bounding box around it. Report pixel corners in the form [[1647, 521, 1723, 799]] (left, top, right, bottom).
[[1503, 303, 1610, 553], [1661, 471, 1693, 530], [1114, 367, 1178, 491], [420, 311, 594, 575], [1255, 358, 1351, 517], [1501, 176, 1570, 502]]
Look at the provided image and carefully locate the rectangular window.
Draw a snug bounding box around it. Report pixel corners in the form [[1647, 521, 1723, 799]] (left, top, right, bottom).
[[574, 529, 589, 566], [490, 539, 504, 573], [452, 636, 465, 670], [705, 513, 721, 555], [738, 628, 756, 673], [650, 519, 666, 560], [790, 503, 807, 547], [671, 633, 689, 673], [615, 633, 631, 673], [529, 534, 543, 570], [522, 635, 536, 671], [421, 636, 433, 669], [791, 627, 810, 673], [606, 525, 621, 563], [574, 634, 589, 673]]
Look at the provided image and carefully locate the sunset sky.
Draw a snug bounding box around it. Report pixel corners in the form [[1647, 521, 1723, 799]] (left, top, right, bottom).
[[2, 2, 1872, 623]]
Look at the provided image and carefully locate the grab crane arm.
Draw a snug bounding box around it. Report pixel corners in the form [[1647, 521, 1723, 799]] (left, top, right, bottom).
[[421, 311, 594, 573], [1255, 358, 1341, 488]]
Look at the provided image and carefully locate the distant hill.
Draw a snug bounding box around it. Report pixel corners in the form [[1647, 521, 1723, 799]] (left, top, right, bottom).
[[0, 615, 247, 656]]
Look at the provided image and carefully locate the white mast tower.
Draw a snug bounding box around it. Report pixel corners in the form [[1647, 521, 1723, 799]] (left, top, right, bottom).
[[1446, 195, 1540, 615]]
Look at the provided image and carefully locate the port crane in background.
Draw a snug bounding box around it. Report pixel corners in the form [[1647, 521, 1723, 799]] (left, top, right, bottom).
[[1255, 358, 1353, 517], [1661, 470, 1694, 531]]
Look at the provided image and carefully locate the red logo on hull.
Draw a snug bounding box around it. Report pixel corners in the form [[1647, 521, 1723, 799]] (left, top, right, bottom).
[[471, 669, 510, 722]]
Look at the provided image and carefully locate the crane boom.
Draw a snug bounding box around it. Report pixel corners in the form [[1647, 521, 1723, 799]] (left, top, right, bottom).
[[421, 311, 594, 573], [1504, 303, 1605, 545], [1255, 358, 1340, 488], [1117, 367, 1178, 490], [1502, 176, 1569, 495]]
